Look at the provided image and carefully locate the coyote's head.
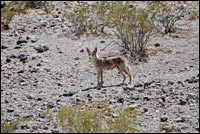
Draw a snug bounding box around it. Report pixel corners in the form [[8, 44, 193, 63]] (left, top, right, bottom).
[[86, 47, 97, 60]]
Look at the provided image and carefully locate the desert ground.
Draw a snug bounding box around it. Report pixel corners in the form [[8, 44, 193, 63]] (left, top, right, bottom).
[[1, 1, 199, 133]]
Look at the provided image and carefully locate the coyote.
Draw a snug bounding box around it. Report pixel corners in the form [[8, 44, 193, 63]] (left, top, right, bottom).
[[86, 47, 132, 86]]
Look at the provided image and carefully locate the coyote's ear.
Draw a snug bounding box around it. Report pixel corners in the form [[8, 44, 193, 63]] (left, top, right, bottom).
[[86, 47, 90, 54], [94, 47, 97, 54]]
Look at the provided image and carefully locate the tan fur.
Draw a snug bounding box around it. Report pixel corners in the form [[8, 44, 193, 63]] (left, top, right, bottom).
[[86, 47, 132, 86]]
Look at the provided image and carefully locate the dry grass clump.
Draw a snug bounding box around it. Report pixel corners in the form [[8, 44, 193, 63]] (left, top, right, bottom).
[[56, 101, 137, 133]]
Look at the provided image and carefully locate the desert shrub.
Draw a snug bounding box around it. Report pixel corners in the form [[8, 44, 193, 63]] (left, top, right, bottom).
[[106, 1, 154, 61], [147, 1, 187, 35], [65, 6, 90, 36], [106, 106, 137, 133], [1, 117, 32, 133], [159, 123, 179, 133], [90, 1, 112, 34], [65, 2, 111, 36], [1, 1, 31, 30], [1, 1, 52, 30], [66, 1, 154, 61], [189, 10, 199, 20], [56, 101, 137, 133]]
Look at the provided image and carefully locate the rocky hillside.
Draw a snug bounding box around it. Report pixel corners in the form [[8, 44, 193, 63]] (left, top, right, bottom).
[[1, 1, 199, 133]]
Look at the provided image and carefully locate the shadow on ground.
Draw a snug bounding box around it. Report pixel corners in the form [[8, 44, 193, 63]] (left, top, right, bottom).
[[81, 83, 124, 92]]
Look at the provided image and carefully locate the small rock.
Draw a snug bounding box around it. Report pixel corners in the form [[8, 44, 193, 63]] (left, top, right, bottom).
[[39, 112, 45, 118], [71, 84, 76, 86], [134, 83, 143, 88], [18, 123, 29, 130], [100, 40, 105, 43], [1, 45, 8, 49], [185, 77, 199, 84], [9, 5, 18, 11], [63, 91, 74, 97], [137, 88, 144, 93], [56, 99, 61, 102], [10, 54, 16, 58], [17, 54, 28, 62], [80, 49, 84, 53], [36, 63, 42, 66], [74, 57, 79, 60], [167, 81, 174, 85], [128, 4, 134, 8], [160, 117, 168, 122], [32, 126, 38, 130], [58, 50, 63, 53], [29, 67, 39, 73], [143, 96, 151, 101], [7, 108, 14, 113], [37, 97, 43, 101], [43, 126, 49, 130], [17, 26, 26, 32], [143, 108, 148, 113], [14, 46, 21, 49], [130, 95, 139, 100], [51, 130, 59, 133], [34, 45, 49, 53], [57, 83, 62, 87], [174, 117, 186, 122], [27, 35, 38, 43], [112, 112, 119, 118], [161, 96, 166, 102], [26, 95, 33, 99], [5, 100, 9, 103], [177, 81, 185, 87], [17, 36, 28, 45], [47, 102, 55, 109], [17, 70, 25, 74], [154, 43, 160, 47], [144, 81, 153, 89], [117, 98, 124, 104], [87, 94, 92, 98], [178, 99, 187, 105], [177, 81, 182, 84], [76, 98, 81, 102], [6, 58, 11, 63]]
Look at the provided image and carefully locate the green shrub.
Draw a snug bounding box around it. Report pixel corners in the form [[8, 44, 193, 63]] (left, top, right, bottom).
[[147, 1, 186, 35], [1, 1, 53, 30], [65, 6, 90, 36], [1, 1, 31, 30], [106, 106, 137, 133], [159, 123, 179, 133], [106, 1, 154, 60], [56, 101, 137, 133], [65, 1, 154, 61], [65, 2, 111, 36], [1, 117, 32, 133], [189, 10, 199, 20]]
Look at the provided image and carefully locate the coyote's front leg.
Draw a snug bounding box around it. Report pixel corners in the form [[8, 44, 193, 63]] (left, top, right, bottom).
[[97, 70, 103, 86], [100, 70, 104, 85], [97, 70, 101, 86]]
